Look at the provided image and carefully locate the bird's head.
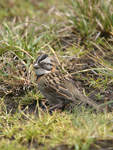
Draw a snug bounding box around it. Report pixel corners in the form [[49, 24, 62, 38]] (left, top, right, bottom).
[[33, 54, 53, 77]]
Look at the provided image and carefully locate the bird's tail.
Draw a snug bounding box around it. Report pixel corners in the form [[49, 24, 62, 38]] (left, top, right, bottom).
[[86, 97, 104, 112]]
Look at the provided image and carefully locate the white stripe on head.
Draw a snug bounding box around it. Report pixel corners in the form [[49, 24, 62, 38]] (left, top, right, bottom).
[[35, 68, 51, 75], [41, 57, 51, 64]]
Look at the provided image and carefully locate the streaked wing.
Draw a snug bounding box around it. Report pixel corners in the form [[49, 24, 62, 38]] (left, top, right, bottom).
[[43, 83, 74, 101]]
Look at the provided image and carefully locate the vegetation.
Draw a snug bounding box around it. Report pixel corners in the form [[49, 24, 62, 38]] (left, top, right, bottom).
[[0, 0, 113, 149]]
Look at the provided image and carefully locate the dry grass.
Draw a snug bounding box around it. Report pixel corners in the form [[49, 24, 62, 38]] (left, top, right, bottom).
[[0, 0, 113, 149]]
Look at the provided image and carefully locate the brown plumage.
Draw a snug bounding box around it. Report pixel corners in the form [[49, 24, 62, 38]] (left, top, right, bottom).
[[33, 54, 104, 111]]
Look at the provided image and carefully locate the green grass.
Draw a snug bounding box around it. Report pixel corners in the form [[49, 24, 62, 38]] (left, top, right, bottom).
[[0, 0, 113, 149], [0, 97, 113, 150]]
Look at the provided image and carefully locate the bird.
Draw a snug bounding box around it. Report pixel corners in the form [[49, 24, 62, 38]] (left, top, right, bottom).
[[33, 54, 104, 111]]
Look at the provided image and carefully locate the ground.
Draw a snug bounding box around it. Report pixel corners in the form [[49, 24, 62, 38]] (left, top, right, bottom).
[[0, 0, 113, 150]]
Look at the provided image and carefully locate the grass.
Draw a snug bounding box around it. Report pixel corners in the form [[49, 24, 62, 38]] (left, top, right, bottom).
[[0, 0, 113, 149], [0, 99, 113, 150]]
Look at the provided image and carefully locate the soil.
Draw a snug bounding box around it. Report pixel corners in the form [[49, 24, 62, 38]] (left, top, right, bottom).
[[1, 35, 113, 150]]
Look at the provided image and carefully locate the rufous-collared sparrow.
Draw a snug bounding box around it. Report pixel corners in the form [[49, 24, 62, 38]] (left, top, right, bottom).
[[33, 54, 104, 111]]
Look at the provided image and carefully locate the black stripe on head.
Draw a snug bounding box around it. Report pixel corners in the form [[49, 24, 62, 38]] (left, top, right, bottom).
[[36, 54, 48, 63], [36, 74, 44, 80]]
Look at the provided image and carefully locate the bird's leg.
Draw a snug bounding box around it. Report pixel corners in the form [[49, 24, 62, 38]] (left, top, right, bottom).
[[48, 103, 64, 111]]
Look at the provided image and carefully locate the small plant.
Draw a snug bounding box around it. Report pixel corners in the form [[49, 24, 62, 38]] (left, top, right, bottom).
[[95, 93, 104, 101]]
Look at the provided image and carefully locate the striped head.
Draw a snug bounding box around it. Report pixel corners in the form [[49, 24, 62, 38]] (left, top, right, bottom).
[[33, 54, 53, 76]]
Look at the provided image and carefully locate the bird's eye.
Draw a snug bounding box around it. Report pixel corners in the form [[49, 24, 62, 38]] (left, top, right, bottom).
[[43, 62, 46, 65]]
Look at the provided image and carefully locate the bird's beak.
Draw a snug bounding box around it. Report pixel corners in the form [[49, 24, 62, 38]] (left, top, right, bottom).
[[33, 62, 39, 69]]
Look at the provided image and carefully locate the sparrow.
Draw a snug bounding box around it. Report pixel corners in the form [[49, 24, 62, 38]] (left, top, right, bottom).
[[33, 54, 104, 111]]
